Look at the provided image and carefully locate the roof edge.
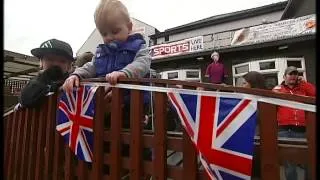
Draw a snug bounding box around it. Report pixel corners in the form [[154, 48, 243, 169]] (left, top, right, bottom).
[[150, 1, 287, 39]]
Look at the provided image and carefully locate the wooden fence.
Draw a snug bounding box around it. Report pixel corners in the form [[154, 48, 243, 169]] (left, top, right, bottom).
[[3, 78, 316, 180]]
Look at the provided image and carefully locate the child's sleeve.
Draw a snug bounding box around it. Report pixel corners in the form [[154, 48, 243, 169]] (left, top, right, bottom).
[[119, 44, 151, 78], [72, 56, 96, 79]]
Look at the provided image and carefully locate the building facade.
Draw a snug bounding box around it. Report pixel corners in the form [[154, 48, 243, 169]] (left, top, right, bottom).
[[148, 0, 316, 89], [76, 18, 159, 56]]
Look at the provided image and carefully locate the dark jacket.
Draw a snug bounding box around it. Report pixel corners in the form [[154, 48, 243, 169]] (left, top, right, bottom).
[[19, 66, 69, 108]]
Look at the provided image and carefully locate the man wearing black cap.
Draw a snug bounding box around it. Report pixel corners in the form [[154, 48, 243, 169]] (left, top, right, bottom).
[[16, 39, 74, 109], [272, 66, 315, 180]]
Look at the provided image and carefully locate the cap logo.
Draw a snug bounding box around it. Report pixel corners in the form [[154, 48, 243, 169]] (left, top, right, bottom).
[[41, 40, 53, 48]]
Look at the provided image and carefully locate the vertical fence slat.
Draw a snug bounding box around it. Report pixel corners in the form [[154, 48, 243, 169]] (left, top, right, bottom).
[[153, 91, 167, 180], [183, 130, 198, 180], [4, 113, 14, 177], [92, 87, 104, 179], [19, 108, 32, 180], [130, 89, 143, 180], [182, 85, 198, 180], [64, 146, 74, 180], [13, 110, 25, 180], [77, 161, 88, 180], [52, 131, 65, 180], [52, 91, 65, 180], [27, 108, 40, 180], [7, 111, 18, 180], [258, 102, 280, 180], [44, 95, 57, 180], [306, 111, 316, 180], [110, 87, 123, 180], [35, 100, 49, 180]]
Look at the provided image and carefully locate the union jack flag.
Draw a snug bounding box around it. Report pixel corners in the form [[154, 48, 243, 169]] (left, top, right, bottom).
[[56, 85, 98, 162], [167, 92, 257, 180]]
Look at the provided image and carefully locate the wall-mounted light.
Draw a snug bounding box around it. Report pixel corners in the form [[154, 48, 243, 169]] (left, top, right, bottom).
[[196, 57, 204, 61], [278, 45, 288, 50]]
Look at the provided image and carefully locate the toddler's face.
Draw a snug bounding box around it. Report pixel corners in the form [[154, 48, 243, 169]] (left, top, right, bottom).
[[96, 13, 132, 44]]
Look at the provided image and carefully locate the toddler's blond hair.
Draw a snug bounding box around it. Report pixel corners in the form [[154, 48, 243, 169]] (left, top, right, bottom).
[[94, 0, 131, 25]]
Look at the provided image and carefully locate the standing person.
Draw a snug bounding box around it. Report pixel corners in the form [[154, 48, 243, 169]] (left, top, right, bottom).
[[16, 39, 74, 109], [74, 51, 94, 68], [239, 71, 266, 179], [272, 66, 315, 180], [205, 51, 228, 84]]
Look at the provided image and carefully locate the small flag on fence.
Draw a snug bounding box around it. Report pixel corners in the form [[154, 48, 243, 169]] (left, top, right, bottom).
[[56, 85, 98, 162], [167, 92, 257, 180]]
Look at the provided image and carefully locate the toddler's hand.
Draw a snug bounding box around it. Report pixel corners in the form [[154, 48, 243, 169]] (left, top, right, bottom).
[[105, 71, 127, 85], [62, 75, 79, 93]]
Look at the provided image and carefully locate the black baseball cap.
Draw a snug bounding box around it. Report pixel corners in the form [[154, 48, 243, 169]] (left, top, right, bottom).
[[31, 39, 74, 61]]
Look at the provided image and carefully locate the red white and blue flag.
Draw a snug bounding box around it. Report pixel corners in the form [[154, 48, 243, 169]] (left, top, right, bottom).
[[168, 92, 257, 180], [56, 85, 98, 162]]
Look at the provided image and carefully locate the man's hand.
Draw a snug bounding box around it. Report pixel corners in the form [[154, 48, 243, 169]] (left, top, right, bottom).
[[39, 65, 64, 83], [62, 75, 80, 93], [105, 71, 127, 85], [298, 76, 305, 83]]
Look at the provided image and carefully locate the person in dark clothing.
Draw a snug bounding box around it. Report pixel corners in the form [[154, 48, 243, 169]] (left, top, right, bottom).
[[15, 39, 74, 109], [74, 52, 94, 68], [241, 71, 266, 89], [238, 71, 267, 179], [205, 51, 228, 84]]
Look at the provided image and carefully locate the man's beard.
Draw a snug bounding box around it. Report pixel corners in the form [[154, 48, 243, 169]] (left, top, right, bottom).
[[286, 79, 298, 86]]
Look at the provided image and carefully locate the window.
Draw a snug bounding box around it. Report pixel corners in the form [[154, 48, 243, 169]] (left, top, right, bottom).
[[165, 35, 169, 42], [186, 71, 199, 78], [259, 61, 275, 70], [160, 69, 201, 82], [264, 73, 278, 89], [287, 60, 302, 68], [232, 57, 306, 89], [235, 65, 249, 74], [168, 72, 178, 79], [235, 77, 246, 87]]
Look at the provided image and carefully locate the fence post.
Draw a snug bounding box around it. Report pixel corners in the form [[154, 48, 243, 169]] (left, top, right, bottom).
[[35, 99, 49, 180], [12, 109, 25, 180], [27, 108, 40, 180], [4, 113, 14, 177], [52, 131, 65, 180], [153, 91, 167, 180], [19, 108, 32, 180], [258, 102, 280, 180], [110, 87, 123, 179], [182, 85, 198, 180], [306, 111, 316, 180], [44, 94, 58, 179], [130, 88, 144, 180], [92, 87, 105, 179]]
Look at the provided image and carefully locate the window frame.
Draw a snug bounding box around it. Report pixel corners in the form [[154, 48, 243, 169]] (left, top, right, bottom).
[[232, 57, 306, 88]]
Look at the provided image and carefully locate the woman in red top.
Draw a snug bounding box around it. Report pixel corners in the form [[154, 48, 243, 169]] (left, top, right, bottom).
[[205, 51, 228, 84]]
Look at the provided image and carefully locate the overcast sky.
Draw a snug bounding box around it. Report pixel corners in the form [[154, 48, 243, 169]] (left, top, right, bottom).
[[5, 0, 285, 56]]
